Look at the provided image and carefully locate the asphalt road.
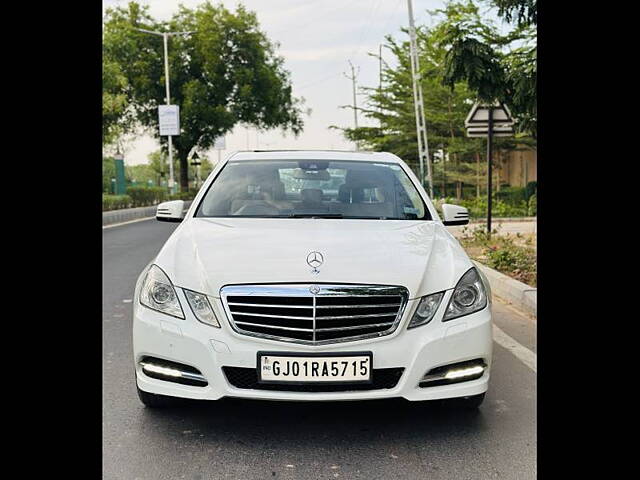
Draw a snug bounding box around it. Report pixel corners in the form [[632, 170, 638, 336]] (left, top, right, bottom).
[[103, 219, 536, 480]]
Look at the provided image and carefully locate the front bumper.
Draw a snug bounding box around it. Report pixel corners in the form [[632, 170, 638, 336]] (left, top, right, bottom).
[[133, 289, 492, 402]]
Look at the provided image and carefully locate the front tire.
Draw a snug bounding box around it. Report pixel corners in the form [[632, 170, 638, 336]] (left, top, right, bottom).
[[136, 384, 183, 408]]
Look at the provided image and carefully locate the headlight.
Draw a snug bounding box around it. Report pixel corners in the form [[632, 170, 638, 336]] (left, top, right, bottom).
[[139, 265, 184, 319], [408, 292, 444, 329], [443, 267, 488, 321], [184, 289, 220, 327]]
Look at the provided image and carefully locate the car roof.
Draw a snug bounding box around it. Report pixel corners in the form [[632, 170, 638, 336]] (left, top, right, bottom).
[[228, 150, 402, 163]]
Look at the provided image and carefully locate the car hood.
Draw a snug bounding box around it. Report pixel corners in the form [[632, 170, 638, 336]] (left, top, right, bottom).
[[155, 218, 473, 299]]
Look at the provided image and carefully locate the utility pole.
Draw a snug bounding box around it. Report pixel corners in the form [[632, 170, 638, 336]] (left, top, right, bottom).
[[406, 0, 432, 196], [135, 28, 194, 194], [378, 44, 392, 127], [379, 44, 383, 125], [343, 60, 360, 150]]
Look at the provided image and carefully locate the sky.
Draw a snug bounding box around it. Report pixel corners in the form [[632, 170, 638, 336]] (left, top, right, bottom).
[[102, 0, 501, 166]]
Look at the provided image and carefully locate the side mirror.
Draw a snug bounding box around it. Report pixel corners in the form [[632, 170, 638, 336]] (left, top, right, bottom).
[[156, 200, 185, 223], [441, 203, 469, 226]]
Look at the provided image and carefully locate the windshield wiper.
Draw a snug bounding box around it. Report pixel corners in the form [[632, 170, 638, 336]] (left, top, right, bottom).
[[284, 213, 344, 218]]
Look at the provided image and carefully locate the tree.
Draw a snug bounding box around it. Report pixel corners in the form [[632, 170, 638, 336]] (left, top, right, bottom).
[[103, 58, 133, 146], [437, 1, 537, 135], [333, 3, 535, 199], [332, 20, 485, 198], [126, 164, 156, 185], [103, 1, 305, 190], [148, 150, 174, 185], [147, 149, 214, 186]]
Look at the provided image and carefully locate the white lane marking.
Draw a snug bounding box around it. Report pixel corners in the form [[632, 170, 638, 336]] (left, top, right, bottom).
[[102, 217, 154, 230], [493, 323, 537, 372]]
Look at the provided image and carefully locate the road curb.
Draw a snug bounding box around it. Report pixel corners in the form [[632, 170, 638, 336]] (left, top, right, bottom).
[[103, 201, 193, 227], [469, 216, 536, 223], [103, 205, 158, 226], [473, 260, 537, 319]]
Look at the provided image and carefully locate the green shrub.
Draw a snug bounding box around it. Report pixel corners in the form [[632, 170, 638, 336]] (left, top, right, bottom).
[[525, 181, 537, 200], [103, 195, 132, 211], [126, 186, 167, 207], [495, 186, 526, 204], [527, 194, 537, 216], [485, 238, 537, 286], [460, 227, 537, 286], [169, 191, 197, 201], [454, 197, 528, 218]]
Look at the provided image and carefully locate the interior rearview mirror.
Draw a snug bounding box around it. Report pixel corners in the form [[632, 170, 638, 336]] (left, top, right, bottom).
[[441, 203, 469, 226], [292, 168, 330, 181], [156, 200, 185, 223]]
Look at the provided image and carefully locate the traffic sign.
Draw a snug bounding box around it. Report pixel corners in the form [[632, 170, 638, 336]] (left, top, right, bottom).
[[465, 101, 513, 127], [466, 124, 515, 137], [190, 151, 201, 166], [213, 136, 226, 150], [463, 101, 516, 236], [158, 105, 180, 136]]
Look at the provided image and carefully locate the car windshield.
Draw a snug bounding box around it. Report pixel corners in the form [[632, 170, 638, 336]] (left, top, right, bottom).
[[195, 159, 430, 220]]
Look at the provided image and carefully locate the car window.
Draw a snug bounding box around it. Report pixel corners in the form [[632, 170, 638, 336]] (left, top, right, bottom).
[[195, 159, 429, 220]]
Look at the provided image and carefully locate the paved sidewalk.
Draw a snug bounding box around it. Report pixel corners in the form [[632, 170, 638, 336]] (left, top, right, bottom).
[[449, 219, 537, 238]]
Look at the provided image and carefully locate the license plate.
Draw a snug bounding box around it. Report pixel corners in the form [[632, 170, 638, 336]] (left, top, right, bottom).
[[258, 353, 372, 383]]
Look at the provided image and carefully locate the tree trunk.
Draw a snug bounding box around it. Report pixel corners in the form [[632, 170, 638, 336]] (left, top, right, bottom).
[[179, 156, 189, 192], [446, 95, 460, 201]]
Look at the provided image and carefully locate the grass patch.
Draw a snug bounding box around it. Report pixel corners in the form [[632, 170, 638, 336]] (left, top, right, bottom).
[[459, 224, 537, 287]]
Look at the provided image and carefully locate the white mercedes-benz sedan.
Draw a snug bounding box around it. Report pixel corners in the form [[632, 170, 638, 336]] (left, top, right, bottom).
[[133, 150, 492, 408]]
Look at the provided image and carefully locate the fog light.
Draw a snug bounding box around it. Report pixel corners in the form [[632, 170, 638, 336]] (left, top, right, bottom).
[[139, 356, 208, 387], [419, 359, 486, 387], [444, 365, 484, 380], [142, 363, 182, 378]]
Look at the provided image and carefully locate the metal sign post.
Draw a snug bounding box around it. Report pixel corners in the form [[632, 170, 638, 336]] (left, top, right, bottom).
[[465, 101, 515, 235], [163, 33, 174, 194], [487, 107, 493, 234], [190, 152, 201, 189]]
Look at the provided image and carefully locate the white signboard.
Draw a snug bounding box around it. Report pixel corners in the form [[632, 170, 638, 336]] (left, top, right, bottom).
[[466, 124, 515, 138], [213, 136, 226, 150], [158, 105, 180, 136]]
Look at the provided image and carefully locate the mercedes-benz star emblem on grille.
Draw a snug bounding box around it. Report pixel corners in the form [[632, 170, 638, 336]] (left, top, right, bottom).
[[306, 251, 324, 274], [309, 285, 320, 295]]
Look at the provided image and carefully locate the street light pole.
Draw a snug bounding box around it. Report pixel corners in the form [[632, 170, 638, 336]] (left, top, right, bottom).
[[162, 33, 176, 195], [135, 28, 194, 194], [406, 0, 432, 196]]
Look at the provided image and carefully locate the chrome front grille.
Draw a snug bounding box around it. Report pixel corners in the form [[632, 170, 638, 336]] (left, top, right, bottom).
[[220, 284, 409, 345]]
